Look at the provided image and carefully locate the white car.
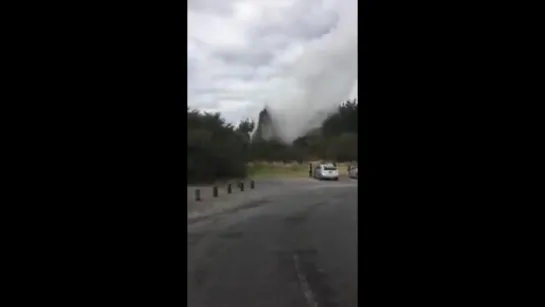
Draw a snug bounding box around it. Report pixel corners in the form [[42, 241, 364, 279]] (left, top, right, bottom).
[[314, 164, 339, 181]]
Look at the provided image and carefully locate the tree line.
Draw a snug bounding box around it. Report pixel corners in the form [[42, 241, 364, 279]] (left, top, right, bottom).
[[187, 100, 358, 184]]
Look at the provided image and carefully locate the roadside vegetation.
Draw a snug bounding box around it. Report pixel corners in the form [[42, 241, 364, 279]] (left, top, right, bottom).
[[187, 100, 358, 184]]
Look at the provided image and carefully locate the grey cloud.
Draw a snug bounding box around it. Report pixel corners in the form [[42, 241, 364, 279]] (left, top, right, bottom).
[[210, 68, 257, 82], [254, 12, 338, 42], [249, 0, 339, 42], [215, 48, 275, 67], [187, 0, 234, 15]]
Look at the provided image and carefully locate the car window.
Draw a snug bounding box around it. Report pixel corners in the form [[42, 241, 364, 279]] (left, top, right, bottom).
[[324, 166, 337, 171]]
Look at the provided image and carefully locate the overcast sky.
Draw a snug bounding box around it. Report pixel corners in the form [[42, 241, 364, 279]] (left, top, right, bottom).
[[188, 0, 357, 142]]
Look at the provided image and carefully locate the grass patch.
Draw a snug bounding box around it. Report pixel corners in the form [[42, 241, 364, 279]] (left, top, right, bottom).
[[247, 162, 309, 178], [246, 161, 355, 179]]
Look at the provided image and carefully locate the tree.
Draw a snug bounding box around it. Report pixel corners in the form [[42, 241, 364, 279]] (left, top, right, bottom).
[[236, 118, 255, 142], [187, 109, 248, 183]]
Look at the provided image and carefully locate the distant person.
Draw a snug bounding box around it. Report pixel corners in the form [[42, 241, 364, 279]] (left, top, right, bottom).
[[309, 163, 313, 177]]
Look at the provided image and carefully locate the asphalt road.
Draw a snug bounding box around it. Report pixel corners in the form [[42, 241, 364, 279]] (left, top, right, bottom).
[[188, 179, 358, 307]]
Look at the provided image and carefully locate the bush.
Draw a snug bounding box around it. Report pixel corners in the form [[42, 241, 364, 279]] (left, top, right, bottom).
[[187, 109, 249, 184]]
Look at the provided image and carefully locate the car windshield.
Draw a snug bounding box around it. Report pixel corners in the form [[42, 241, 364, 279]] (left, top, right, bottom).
[[324, 166, 337, 171]]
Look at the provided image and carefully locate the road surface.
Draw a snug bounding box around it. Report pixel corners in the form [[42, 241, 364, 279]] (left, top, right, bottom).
[[187, 179, 358, 307]]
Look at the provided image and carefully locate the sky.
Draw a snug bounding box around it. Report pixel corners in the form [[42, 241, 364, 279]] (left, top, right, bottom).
[[188, 0, 358, 142]]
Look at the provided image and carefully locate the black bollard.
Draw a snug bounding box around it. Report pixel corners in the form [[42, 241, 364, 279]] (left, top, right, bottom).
[[250, 180, 255, 189], [195, 189, 201, 201], [227, 183, 232, 194], [309, 163, 313, 177], [240, 181, 244, 191], [213, 186, 218, 197]]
